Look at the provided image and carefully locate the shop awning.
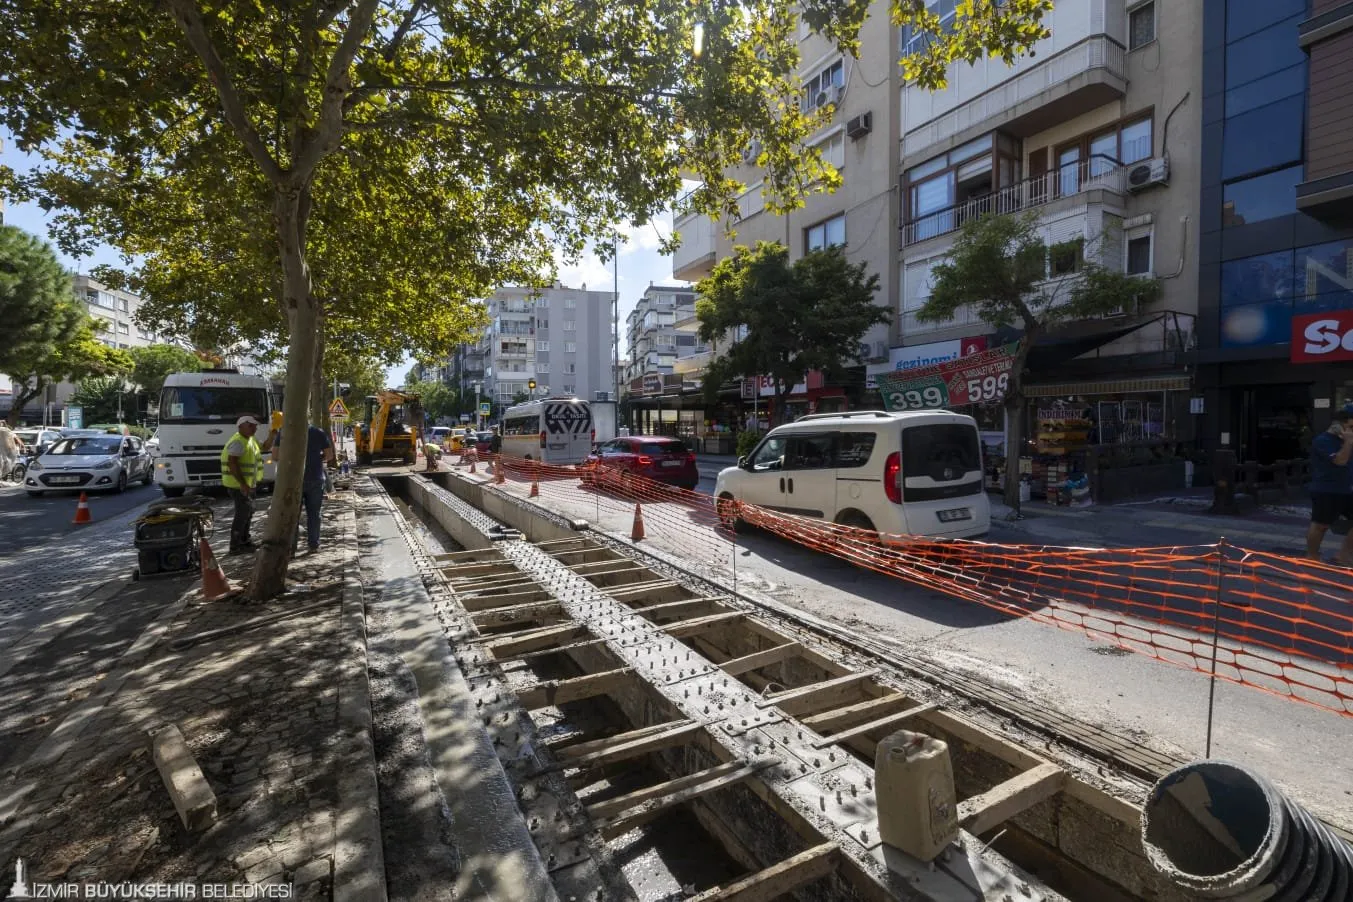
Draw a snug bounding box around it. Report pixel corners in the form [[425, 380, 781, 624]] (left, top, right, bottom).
[[1024, 375, 1190, 397], [998, 313, 1166, 372]]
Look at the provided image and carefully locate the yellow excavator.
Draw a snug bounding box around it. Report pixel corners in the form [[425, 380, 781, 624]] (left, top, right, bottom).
[[353, 390, 423, 466]]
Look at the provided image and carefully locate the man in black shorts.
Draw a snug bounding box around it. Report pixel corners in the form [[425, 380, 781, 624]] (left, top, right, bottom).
[[1307, 404, 1353, 563]]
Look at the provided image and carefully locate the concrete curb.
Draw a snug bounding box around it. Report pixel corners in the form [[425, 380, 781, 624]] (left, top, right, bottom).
[[333, 495, 388, 902]]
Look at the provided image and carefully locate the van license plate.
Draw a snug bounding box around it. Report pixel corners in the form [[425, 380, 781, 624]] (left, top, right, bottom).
[[937, 508, 971, 522]]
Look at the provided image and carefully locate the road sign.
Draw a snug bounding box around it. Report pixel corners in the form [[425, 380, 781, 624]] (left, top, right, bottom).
[[328, 397, 349, 418], [479, 401, 491, 415], [65, 405, 83, 429]]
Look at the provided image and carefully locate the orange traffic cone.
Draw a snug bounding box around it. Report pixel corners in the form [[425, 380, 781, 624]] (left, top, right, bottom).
[[631, 503, 646, 541], [198, 538, 239, 601], [72, 492, 92, 525], [529, 471, 540, 497]]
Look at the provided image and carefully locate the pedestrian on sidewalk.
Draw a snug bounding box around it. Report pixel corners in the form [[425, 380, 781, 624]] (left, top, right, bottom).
[[0, 423, 17, 481], [222, 415, 267, 554], [274, 420, 335, 554], [1306, 404, 1353, 564]]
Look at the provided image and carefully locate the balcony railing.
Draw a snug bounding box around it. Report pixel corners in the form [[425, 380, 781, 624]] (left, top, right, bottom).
[[899, 304, 986, 337], [902, 155, 1128, 246]]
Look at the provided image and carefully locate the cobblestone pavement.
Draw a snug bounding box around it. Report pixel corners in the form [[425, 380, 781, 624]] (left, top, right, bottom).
[[0, 486, 379, 901]]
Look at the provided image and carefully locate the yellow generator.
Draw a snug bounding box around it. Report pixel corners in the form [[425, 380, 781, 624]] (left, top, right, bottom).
[[354, 390, 422, 466]]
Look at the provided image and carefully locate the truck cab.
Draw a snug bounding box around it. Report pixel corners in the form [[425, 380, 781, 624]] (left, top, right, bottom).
[[154, 369, 277, 497]]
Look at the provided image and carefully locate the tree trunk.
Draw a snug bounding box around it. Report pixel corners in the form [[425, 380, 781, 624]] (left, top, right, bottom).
[[310, 314, 327, 430], [251, 185, 320, 600], [1001, 334, 1037, 518], [6, 380, 42, 426]]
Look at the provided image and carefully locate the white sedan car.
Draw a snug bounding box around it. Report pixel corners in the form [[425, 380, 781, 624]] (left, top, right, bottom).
[[24, 434, 154, 496]]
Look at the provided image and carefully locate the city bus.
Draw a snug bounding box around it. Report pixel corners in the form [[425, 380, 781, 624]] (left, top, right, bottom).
[[500, 397, 594, 464]]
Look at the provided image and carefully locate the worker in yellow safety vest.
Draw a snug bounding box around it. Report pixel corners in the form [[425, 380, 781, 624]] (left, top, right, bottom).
[[221, 414, 274, 554]]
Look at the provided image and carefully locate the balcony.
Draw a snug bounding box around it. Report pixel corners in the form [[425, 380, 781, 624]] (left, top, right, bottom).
[[672, 206, 717, 282], [903, 34, 1126, 160], [902, 154, 1128, 246], [898, 304, 986, 339]]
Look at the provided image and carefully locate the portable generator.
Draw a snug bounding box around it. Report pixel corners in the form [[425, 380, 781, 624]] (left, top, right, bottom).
[[133, 497, 215, 579]]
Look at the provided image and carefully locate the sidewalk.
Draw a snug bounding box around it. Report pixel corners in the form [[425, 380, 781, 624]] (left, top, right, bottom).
[[0, 487, 380, 899]]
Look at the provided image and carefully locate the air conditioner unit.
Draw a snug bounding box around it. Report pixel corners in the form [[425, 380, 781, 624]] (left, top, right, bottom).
[[856, 342, 871, 360], [1126, 157, 1169, 192], [846, 111, 873, 140], [872, 340, 889, 361], [813, 89, 832, 110], [741, 139, 762, 164]]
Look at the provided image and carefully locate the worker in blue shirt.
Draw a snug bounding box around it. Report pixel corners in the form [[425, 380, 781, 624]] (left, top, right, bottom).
[[1306, 404, 1353, 564], [274, 422, 336, 554]]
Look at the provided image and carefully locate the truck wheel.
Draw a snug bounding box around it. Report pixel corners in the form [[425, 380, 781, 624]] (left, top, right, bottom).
[[161, 486, 186, 498]]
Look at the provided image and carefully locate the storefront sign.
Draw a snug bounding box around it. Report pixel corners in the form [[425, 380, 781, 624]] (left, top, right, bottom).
[[1292, 310, 1353, 363], [756, 374, 808, 397], [642, 374, 663, 395], [877, 342, 1018, 411], [867, 337, 988, 389]]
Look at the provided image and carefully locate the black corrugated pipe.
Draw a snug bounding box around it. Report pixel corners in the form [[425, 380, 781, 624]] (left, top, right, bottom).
[[1142, 760, 1353, 900]]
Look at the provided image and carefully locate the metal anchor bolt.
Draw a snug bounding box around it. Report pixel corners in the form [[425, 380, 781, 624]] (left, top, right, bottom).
[[819, 795, 826, 810], [829, 752, 835, 762], [850, 784, 857, 797]]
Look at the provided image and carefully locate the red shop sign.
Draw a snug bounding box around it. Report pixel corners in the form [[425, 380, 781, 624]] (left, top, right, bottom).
[[1292, 310, 1353, 363]]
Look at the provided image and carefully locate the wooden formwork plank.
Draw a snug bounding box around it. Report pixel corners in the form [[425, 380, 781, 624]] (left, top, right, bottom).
[[433, 548, 504, 562], [484, 622, 587, 656], [561, 720, 703, 769], [586, 760, 752, 822], [632, 597, 722, 621], [605, 579, 681, 598], [686, 843, 839, 902], [493, 638, 608, 666], [597, 760, 769, 839], [568, 559, 641, 574], [516, 666, 634, 711], [958, 762, 1066, 836], [663, 611, 745, 638], [810, 702, 939, 749], [534, 536, 596, 549], [547, 720, 684, 755], [461, 587, 550, 612], [442, 561, 519, 578], [471, 600, 562, 629], [719, 642, 802, 677], [743, 619, 847, 676], [631, 594, 731, 610], [800, 693, 909, 733], [757, 672, 876, 717], [453, 572, 538, 591]]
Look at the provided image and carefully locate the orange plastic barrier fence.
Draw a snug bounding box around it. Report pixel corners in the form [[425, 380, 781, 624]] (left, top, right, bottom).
[[469, 454, 1353, 717]]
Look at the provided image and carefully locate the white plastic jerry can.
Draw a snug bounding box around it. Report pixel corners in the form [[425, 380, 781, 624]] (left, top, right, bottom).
[[875, 728, 958, 862]]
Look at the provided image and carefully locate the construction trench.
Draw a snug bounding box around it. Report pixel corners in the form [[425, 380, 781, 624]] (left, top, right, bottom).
[[360, 468, 1352, 902]]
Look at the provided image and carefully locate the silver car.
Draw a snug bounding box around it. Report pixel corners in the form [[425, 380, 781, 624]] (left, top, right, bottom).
[[24, 434, 154, 496]]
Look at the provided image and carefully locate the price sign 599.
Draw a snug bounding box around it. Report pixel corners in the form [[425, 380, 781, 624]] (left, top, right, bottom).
[[955, 371, 1010, 405]]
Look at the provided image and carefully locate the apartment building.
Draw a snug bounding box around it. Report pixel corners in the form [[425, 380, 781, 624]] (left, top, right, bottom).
[[76, 275, 161, 351], [1193, 0, 1353, 465], [463, 284, 617, 412], [894, 0, 1203, 455], [623, 283, 715, 435]]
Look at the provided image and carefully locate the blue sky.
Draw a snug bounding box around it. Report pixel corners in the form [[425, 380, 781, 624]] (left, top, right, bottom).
[[2, 133, 687, 388]]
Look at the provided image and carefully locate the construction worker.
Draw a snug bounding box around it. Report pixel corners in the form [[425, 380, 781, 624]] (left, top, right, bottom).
[[221, 415, 273, 554], [274, 420, 336, 554]]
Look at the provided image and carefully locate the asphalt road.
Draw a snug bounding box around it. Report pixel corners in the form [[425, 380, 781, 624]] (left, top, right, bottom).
[[0, 480, 163, 556]]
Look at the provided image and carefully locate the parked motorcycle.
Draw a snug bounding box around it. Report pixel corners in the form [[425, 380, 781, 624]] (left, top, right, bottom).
[[3, 452, 30, 483]]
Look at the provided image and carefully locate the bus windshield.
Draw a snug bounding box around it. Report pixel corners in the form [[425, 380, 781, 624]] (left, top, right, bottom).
[[159, 386, 268, 425]]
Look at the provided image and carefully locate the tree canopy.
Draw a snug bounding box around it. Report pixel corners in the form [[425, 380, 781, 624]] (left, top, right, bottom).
[[0, 225, 132, 424], [919, 212, 1161, 513], [70, 375, 136, 424], [129, 344, 203, 399], [0, 0, 1053, 593], [697, 242, 886, 423]]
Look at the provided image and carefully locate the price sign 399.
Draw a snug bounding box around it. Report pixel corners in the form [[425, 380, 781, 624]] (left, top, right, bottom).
[[883, 377, 947, 410]]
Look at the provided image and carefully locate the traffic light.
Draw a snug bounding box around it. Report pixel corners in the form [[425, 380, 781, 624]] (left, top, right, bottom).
[[528, 379, 537, 391]]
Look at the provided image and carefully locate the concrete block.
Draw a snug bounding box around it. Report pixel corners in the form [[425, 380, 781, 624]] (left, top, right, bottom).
[[150, 724, 218, 832]]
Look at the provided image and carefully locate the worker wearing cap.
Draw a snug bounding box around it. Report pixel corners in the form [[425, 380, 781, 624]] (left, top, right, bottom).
[[222, 415, 269, 554]]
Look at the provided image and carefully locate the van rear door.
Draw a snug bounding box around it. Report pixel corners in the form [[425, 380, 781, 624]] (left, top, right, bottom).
[[899, 422, 986, 534], [542, 401, 593, 463]]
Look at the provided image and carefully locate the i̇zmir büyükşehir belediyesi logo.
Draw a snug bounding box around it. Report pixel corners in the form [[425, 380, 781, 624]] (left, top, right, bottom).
[[9, 857, 31, 898]]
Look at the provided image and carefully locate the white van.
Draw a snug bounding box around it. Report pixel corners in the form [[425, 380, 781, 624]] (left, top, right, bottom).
[[500, 397, 594, 464], [713, 410, 990, 540], [154, 370, 277, 497]]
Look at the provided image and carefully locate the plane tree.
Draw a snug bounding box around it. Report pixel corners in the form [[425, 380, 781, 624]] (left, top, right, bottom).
[[0, 0, 1053, 597]]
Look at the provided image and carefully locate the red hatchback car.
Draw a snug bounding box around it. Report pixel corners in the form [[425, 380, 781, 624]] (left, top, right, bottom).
[[583, 436, 699, 491]]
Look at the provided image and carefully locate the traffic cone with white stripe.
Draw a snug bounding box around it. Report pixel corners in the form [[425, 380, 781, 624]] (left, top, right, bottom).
[[72, 492, 92, 525], [199, 538, 240, 601], [631, 503, 646, 541], [529, 466, 540, 498]]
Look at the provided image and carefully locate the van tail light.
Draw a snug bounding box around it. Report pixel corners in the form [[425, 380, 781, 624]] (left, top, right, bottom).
[[539, 430, 546, 449], [637, 455, 654, 467], [884, 451, 902, 504]]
